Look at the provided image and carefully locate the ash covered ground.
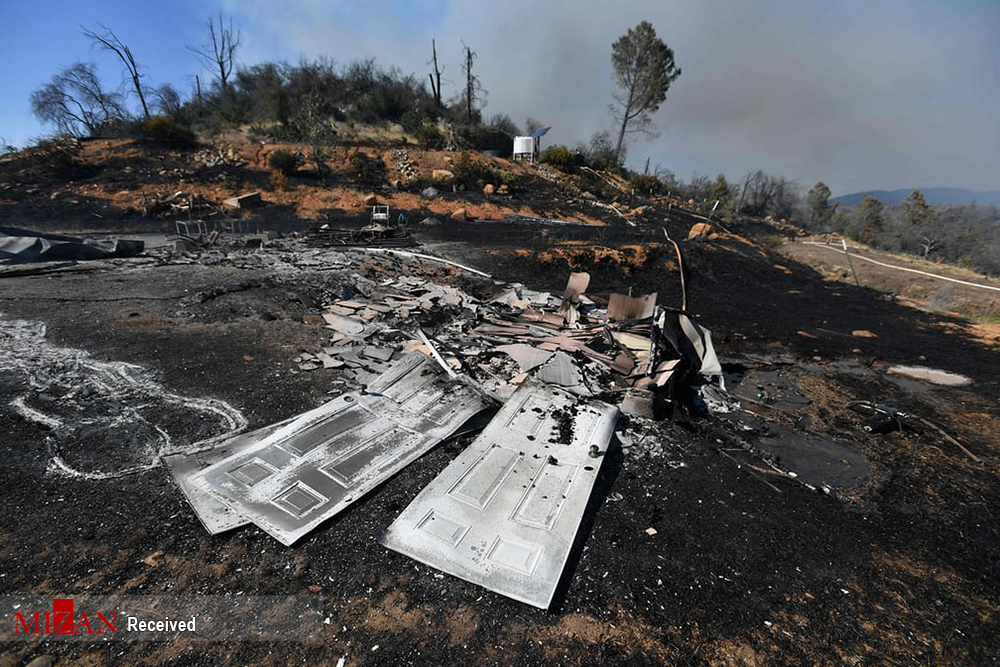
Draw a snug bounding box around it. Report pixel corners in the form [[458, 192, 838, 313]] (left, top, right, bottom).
[[1, 217, 998, 667]]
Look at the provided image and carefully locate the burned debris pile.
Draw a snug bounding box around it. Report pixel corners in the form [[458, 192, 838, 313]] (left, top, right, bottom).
[[283, 261, 724, 421], [141, 190, 219, 219], [0, 226, 144, 264], [164, 249, 733, 608], [305, 223, 416, 249], [306, 205, 416, 249], [142, 190, 263, 220]]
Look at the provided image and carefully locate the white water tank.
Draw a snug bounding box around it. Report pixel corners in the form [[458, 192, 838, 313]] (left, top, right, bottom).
[[513, 136, 535, 156]]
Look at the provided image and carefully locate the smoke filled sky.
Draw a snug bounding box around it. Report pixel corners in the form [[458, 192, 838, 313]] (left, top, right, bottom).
[[1, 0, 996, 195]]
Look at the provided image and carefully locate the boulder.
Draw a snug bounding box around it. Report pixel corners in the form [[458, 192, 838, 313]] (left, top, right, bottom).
[[420, 186, 440, 199], [687, 222, 713, 240], [497, 184, 509, 195], [450, 208, 468, 221], [432, 169, 455, 183], [483, 183, 495, 195], [390, 179, 402, 189]]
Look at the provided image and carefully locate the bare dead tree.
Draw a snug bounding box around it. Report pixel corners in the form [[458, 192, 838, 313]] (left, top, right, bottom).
[[461, 43, 486, 124], [428, 38, 443, 109], [919, 236, 942, 258], [738, 169, 779, 216], [152, 83, 182, 117], [81, 24, 150, 118], [189, 14, 241, 94], [30, 62, 126, 137]]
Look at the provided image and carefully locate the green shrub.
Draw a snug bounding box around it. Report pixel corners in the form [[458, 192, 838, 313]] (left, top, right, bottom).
[[630, 174, 661, 196], [540, 145, 574, 171], [451, 153, 517, 191], [400, 110, 425, 134], [758, 235, 784, 250], [268, 149, 300, 176], [415, 121, 445, 149], [248, 122, 294, 142], [137, 116, 197, 146]]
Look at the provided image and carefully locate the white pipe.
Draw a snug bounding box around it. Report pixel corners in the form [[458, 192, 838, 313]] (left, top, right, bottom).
[[801, 242, 1000, 294], [359, 248, 492, 278]]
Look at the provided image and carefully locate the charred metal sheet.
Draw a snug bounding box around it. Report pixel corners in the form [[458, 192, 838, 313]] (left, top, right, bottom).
[[620, 388, 655, 418], [558, 272, 590, 325], [379, 382, 618, 609], [322, 312, 365, 335], [0, 227, 143, 263], [561, 272, 590, 303], [757, 423, 869, 490], [193, 353, 487, 545], [657, 311, 723, 378], [726, 367, 810, 412], [163, 417, 296, 534], [535, 351, 589, 395], [497, 343, 553, 372], [607, 292, 657, 321], [678, 313, 722, 376]]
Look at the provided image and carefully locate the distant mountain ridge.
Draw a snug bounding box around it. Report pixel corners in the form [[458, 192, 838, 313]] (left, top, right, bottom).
[[831, 188, 1000, 208]]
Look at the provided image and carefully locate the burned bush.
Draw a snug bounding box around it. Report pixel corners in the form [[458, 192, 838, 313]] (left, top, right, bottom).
[[268, 149, 300, 176], [350, 150, 387, 182]]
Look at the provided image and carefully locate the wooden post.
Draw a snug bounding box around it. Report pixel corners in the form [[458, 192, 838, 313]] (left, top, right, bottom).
[[842, 239, 861, 286]]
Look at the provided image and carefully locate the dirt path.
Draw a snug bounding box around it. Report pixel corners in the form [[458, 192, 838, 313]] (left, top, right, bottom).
[[780, 237, 1000, 326]]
